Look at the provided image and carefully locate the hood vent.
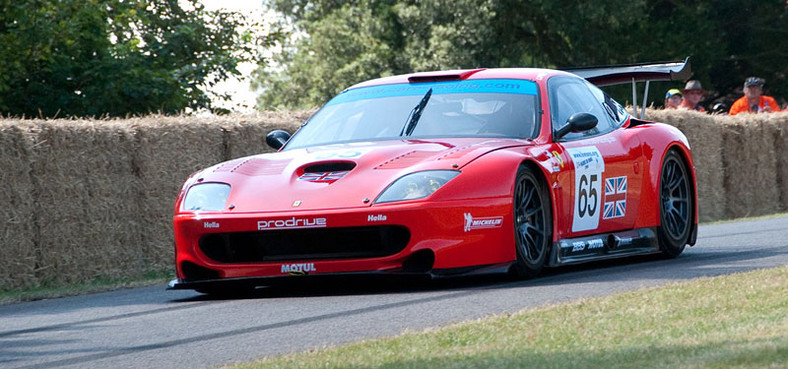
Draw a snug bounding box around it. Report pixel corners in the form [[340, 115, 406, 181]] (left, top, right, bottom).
[[438, 140, 506, 160], [374, 151, 436, 170], [298, 161, 356, 183], [214, 158, 290, 176], [303, 161, 356, 173]]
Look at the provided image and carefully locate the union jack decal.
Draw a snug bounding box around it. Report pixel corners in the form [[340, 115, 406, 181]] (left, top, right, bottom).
[[298, 171, 349, 183], [603, 176, 627, 219]]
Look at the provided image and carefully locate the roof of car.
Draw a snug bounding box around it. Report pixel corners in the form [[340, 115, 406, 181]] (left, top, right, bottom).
[[347, 68, 578, 90], [346, 58, 691, 90]]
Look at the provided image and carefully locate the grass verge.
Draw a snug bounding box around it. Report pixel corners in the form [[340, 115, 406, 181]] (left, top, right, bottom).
[[230, 266, 788, 369], [0, 270, 172, 305]]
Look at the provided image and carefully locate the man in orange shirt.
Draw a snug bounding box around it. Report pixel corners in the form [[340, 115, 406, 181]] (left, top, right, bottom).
[[729, 77, 780, 115]]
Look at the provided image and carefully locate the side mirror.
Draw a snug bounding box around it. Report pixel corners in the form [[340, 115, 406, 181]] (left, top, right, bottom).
[[266, 130, 291, 150], [554, 112, 598, 140]]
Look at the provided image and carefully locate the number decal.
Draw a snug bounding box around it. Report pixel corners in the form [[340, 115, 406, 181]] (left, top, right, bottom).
[[577, 173, 598, 218], [567, 147, 605, 232]]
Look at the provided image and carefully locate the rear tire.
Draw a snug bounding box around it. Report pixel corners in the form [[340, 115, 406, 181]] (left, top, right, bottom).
[[511, 165, 552, 278], [657, 150, 693, 258]]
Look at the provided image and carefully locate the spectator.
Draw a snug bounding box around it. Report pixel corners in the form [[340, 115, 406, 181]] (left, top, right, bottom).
[[678, 80, 706, 112], [729, 77, 780, 115], [664, 89, 682, 109]]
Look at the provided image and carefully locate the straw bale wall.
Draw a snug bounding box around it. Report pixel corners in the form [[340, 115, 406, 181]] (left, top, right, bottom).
[[32, 121, 142, 284], [646, 110, 726, 222], [720, 115, 782, 218], [0, 122, 38, 288], [0, 109, 786, 290], [0, 112, 309, 290], [775, 119, 788, 213]]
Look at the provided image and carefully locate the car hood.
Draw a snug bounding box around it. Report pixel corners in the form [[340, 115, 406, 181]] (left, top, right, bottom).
[[192, 138, 530, 213]]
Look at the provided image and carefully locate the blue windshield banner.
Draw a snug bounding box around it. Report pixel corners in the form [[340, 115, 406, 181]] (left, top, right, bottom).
[[326, 79, 538, 106]]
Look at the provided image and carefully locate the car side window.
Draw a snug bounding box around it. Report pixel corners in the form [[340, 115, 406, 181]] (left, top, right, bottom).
[[583, 79, 629, 127], [548, 76, 616, 141]]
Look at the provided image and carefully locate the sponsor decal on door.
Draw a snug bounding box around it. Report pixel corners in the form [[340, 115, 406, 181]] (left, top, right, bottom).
[[567, 147, 605, 232]]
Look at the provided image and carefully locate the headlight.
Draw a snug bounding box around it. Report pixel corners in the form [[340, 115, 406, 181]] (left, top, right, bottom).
[[375, 170, 460, 204], [182, 183, 231, 211]]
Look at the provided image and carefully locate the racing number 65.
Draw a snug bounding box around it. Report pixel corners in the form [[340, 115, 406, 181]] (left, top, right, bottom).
[[568, 146, 604, 232], [578, 174, 598, 217]]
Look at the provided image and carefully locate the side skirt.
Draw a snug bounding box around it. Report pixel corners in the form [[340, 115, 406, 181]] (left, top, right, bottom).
[[549, 227, 660, 267]]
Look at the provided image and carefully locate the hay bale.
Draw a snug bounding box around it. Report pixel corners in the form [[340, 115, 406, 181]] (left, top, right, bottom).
[[720, 114, 780, 218], [130, 112, 310, 269], [769, 113, 788, 212], [131, 116, 227, 269], [31, 119, 143, 284], [0, 121, 39, 289], [644, 109, 725, 222]]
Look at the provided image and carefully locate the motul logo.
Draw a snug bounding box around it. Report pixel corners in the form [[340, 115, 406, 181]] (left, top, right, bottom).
[[257, 217, 327, 230], [281, 263, 316, 274]]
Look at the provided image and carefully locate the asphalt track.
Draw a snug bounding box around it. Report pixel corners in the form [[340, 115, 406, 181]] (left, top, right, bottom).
[[2, 215, 788, 369]]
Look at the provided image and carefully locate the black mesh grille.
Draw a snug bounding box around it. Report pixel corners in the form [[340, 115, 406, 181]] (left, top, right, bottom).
[[199, 226, 410, 263]]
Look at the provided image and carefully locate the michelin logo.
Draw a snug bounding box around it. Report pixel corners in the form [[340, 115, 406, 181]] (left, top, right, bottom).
[[463, 213, 504, 232]]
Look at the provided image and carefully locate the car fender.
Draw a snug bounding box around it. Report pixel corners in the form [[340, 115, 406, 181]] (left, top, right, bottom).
[[630, 123, 698, 229]]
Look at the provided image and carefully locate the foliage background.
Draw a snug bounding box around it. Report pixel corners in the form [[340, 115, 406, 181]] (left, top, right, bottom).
[[2, 0, 785, 117], [0, 0, 279, 117], [254, 0, 788, 111]]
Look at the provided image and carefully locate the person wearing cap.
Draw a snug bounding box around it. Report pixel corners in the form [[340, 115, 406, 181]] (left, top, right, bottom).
[[664, 89, 682, 109], [678, 80, 706, 112], [729, 77, 780, 115]]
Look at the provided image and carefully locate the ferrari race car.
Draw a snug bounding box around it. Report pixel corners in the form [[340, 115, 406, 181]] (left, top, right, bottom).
[[169, 59, 698, 293]]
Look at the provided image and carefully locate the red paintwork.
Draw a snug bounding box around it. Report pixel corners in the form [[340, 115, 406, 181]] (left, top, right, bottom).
[[172, 68, 698, 285]]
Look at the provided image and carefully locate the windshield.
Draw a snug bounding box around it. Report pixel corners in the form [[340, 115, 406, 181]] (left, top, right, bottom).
[[284, 79, 540, 150]]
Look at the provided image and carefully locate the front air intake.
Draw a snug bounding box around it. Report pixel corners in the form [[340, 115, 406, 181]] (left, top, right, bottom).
[[180, 261, 220, 281], [402, 249, 435, 273], [199, 226, 410, 263]]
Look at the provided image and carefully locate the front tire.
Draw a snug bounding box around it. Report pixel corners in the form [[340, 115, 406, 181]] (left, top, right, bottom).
[[511, 165, 552, 278], [657, 150, 693, 257]]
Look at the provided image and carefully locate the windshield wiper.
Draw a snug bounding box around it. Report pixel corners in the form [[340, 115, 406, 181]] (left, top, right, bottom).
[[400, 88, 433, 136]]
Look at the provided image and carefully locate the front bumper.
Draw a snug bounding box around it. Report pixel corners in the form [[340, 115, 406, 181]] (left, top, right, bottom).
[[172, 197, 515, 287], [167, 261, 514, 291]]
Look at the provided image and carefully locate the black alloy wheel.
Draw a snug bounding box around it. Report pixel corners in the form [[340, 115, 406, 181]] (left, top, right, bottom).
[[512, 165, 552, 278], [657, 150, 693, 257]]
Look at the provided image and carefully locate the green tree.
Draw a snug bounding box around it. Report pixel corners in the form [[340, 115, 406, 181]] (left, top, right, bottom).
[[254, 0, 407, 108], [254, 0, 659, 109], [255, 0, 788, 110], [0, 0, 272, 117], [704, 0, 788, 103]]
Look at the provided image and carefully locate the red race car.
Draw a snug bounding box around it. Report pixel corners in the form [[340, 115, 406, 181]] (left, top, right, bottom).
[[169, 59, 697, 293]]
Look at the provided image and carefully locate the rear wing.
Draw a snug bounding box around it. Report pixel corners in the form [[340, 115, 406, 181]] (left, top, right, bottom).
[[564, 57, 691, 119]]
